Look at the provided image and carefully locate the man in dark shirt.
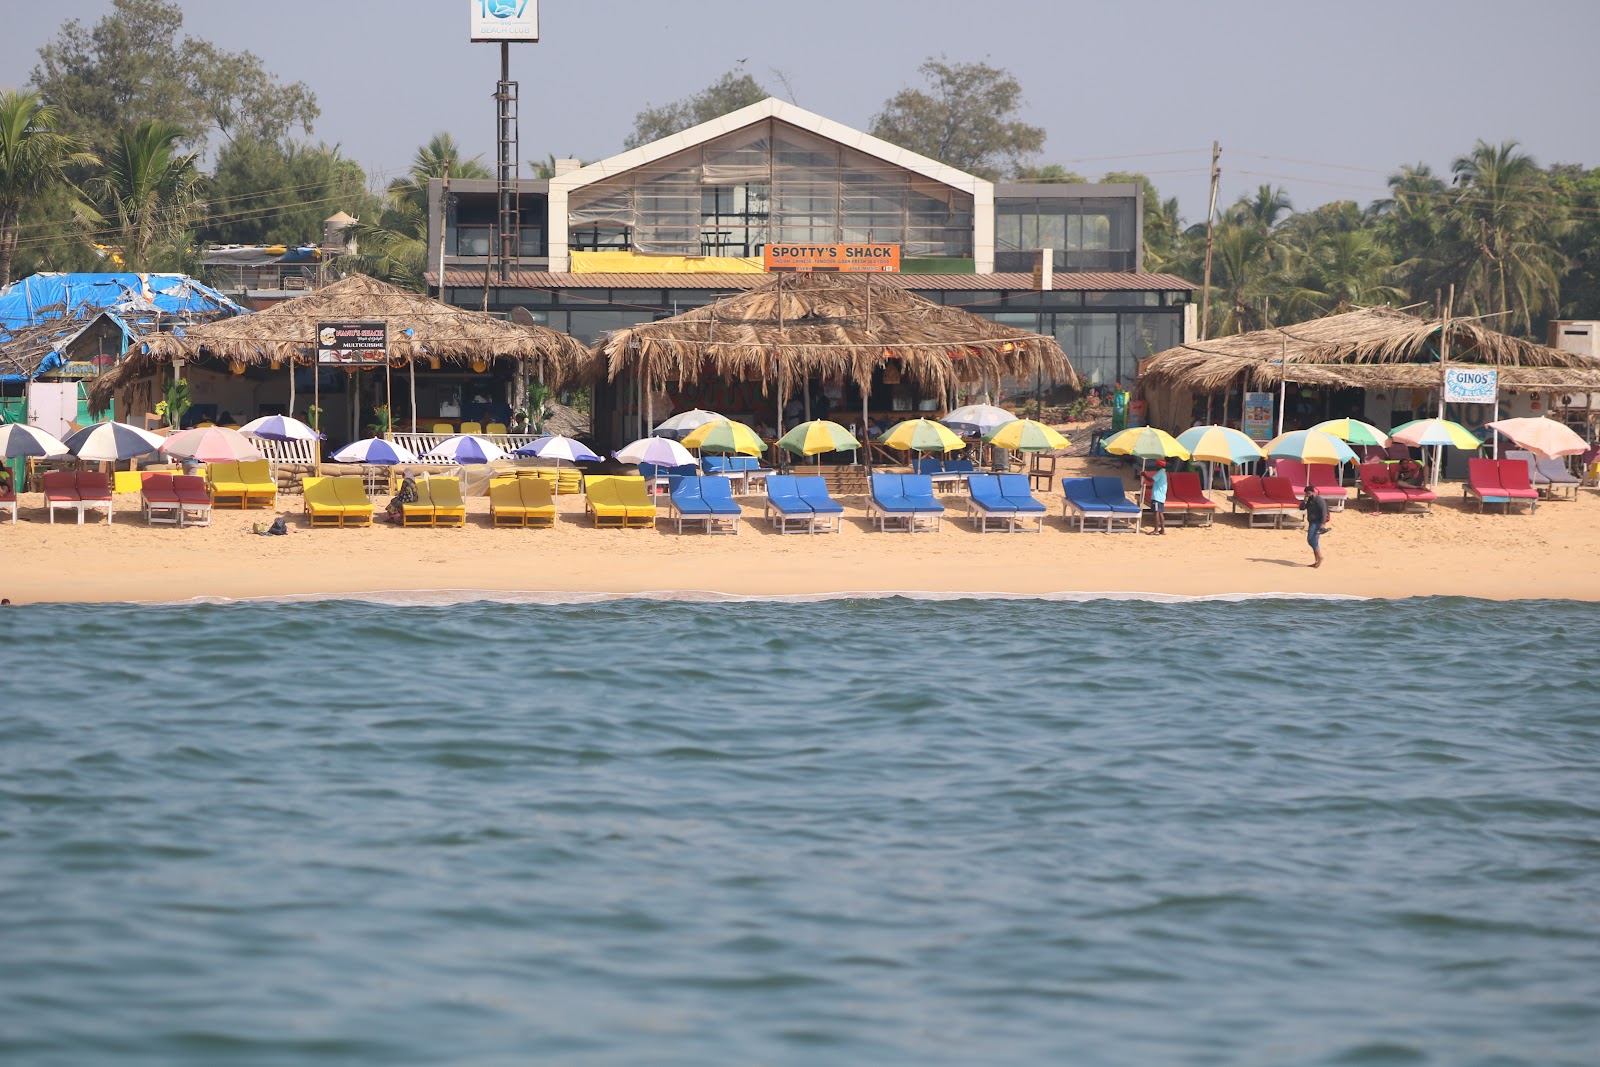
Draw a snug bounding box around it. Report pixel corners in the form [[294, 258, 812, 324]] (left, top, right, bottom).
[[1300, 488, 1330, 568]]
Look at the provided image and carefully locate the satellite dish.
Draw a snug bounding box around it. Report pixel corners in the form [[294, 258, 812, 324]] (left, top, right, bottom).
[[510, 307, 536, 326]]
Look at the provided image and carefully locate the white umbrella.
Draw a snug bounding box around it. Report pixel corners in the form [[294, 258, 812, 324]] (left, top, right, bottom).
[[239, 414, 323, 442], [332, 438, 420, 465], [941, 403, 1017, 434], [0, 422, 70, 459], [653, 408, 726, 440], [422, 434, 509, 464], [160, 426, 264, 463], [63, 421, 164, 462], [513, 434, 601, 467], [613, 436, 696, 467]]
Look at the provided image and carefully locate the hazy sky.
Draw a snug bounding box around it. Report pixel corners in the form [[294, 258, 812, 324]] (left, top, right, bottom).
[[4, 0, 1599, 225]]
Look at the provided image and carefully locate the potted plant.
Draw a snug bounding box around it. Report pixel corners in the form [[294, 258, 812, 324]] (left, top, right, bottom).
[[305, 404, 323, 433], [368, 404, 392, 437]]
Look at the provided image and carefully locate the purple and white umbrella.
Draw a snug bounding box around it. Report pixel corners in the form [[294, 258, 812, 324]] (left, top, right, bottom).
[[0, 422, 70, 459], [239, 414, 323, 442], [513, 434, 601, 466], [332, 437, 420, 465], [160, 425, 264, 463], [652, 408, 726, 440], [63, 421, 164, 462], [613, 436, 696, 468], [422, 433, 508, 464]]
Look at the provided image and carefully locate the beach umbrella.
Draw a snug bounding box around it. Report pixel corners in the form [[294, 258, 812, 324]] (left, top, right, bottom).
[[63, 421, 164, 462], [682, 419, 765, 456], [513, 434, 601, 467], [776, 419, 860, 457], [332, 437, 420, 465], [614, 435, 696, 468], [239, 414, 323, 442], [984, 418, 1069, 453], [878, 418, 967, 453], [423, 433, 508, 464], [1484, 416, 1587, 459], [1311, 418, 1391, 448], [1264, 429, 1358, 466], [652, 408, 726, 439], [160, 425, 264, 463], [1176, 425, 1264, 464], [1101, 426, 1191, 461], [941, 403, 1017, 435], [1389, 418, 1482, 450], [0, 422, 69, 459]]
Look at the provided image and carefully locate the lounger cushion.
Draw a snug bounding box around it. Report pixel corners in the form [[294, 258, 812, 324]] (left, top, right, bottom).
[[968, 475, 1017, 513], [871, 473, 914, 512], [795, 476, 843, 514], [997, 474, 1047, 512], [1091, 477, 1140, 512], [1062, 477, 1112, 512]]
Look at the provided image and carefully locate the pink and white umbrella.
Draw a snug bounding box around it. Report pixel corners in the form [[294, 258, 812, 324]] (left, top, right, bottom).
[[160, 425, 264, 463], [1485, 417, 1588, 459]]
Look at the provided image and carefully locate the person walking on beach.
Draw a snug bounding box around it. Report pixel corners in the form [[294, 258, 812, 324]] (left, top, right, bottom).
[[1300, 487, 1330, 568], [1148, 459, 1168, 535]]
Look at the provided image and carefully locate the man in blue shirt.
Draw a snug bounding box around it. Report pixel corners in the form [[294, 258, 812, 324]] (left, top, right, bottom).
[[1148, 459, 1168, 535]]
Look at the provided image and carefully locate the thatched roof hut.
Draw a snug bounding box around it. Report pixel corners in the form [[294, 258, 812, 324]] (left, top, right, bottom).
[[1139, 306, 1600, 429], [91, 273, 595, 408], [600, 272, 1076, 396]]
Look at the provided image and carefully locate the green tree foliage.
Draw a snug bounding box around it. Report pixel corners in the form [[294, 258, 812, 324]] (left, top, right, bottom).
[[1448, 140, 1567, 334], [352, 134, 490, 291], [0, 89, 96, 286], [86, 120, 203, 271], [1102, 171, 1182, 270], [870, 57, 1045, 181], [201, 137, 377, 246], [624, 71, 768, 151], [1549, 163, 1600, 320], [1013, 164, 1087, 183], [32, 0, 318, 156]]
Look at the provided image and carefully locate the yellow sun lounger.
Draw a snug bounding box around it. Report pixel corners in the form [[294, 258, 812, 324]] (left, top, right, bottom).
[[614, 475, 658, 528], [428, 476, 467, 527], [239, 458, 277, 508], [302, 476, 349, 527], [209, 461, 248, 508], [333, 476, 373, 526], [490, 476, 531, 527], [401, 479, 436, 526], [519, 476, 556, 527], [584, 475, 628, 527]]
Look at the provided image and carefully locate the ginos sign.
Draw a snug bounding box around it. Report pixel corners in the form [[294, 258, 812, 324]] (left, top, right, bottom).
[[763, 244, 901, 273]]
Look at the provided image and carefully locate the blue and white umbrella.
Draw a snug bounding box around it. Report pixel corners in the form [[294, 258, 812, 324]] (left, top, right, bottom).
[[332, 437, 419, 465], [613, 436, 695, 468], [941, 403, 1016, 435], [0, 422, 70, 459], [240, 414, 324, 441], [652, 408, 726, 440], [513, 434, 601, 466], [422, 433, 508, 464], [63, 421, 164, 462]]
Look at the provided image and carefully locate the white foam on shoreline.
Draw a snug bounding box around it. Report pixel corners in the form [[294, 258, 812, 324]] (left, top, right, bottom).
[[117, 587, 1373, 608]]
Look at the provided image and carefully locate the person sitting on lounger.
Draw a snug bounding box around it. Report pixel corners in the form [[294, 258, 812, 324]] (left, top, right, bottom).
[[1396, 456, 1424, 487], [0, 467, 12, 495], [384, 472, 419, 522]]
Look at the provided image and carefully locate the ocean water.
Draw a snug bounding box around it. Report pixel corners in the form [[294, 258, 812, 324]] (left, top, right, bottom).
[[2, 596, 1598, 1066]]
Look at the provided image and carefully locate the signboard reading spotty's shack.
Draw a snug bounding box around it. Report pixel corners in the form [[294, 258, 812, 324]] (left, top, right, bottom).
[[470, 0, 539, 42], [764, 244, 901, 273]]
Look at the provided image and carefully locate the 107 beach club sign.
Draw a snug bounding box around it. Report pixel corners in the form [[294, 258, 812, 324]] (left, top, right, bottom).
[[1443, 367, 1499, 405], [317, 322, 387, 366]]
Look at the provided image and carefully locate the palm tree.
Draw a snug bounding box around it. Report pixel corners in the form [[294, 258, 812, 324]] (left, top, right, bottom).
[[0, 89, 95, 286], [354, 133, 491, 291], [387, 133, 490, 214], [1449, 140, 1568, 334], [1280, 228, 1406, 319], [87, 120, 203, 271]]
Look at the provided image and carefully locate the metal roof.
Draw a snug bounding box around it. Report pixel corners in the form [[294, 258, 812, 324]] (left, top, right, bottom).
[[428, 270, 1195, 292]]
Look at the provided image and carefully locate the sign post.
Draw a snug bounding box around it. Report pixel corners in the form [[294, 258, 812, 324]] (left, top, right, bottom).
[[1242, 392, 1274, 442], [763, 244, 900, 273], [1444, 366, 1499, 457], [317, 322, 388, 366]]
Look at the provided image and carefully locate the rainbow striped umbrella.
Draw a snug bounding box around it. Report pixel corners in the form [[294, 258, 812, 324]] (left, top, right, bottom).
[[1265, 429, 1358, 465], [983, 418, 1069, 453], [878, 418, 966, 453], [1101, 426, 1191, 460], [1312, 418, 1390, 448], [1175, 425, 1264, 464], [682, 419, 765, 456], [776, 420, 860, 457], [1390, 418, 1482, 450]]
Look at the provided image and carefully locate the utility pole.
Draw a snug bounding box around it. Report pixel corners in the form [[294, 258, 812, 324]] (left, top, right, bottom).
[[1199, 141, 1221, 341], [494, 41, 519, 283]]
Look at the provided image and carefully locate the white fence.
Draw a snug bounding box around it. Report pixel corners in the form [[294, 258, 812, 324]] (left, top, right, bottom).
[[390, 432, 546, 464]]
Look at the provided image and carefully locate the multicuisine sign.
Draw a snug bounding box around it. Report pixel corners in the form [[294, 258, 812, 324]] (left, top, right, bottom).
[[470, 0, 539, 42], [763, 244, 901, 273], [317, 322, 387, 366]]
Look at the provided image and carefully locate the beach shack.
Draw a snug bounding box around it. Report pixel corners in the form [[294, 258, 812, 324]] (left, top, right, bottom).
[[1138, 306, 1600, 476]]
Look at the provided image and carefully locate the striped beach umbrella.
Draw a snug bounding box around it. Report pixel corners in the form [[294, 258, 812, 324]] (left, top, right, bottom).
[[332, 437, 419, 465], [776, 419, 860, 457], [0, 422, 69, 459], [423, 433, 509, 464], [682, 419, 765, 456], [984, 418, 1069, 453], [1484, 416, 1588, 459], [1265, 429, 1358, 465], [160, 425, 264, 463], [941, 403, 1017, 434], [239, 414, 323, 442], [1176, 425, 1265, 465], [878, 418, 966, 453], [652, 408, 726, 440], [1311, 418, 1390, 448], [614, 436, 696, 468], [1101, 426, 1191, 461], [1389, 418, 1482, 450], [513, 434, 601, 465], [63, 421, 164, 462]]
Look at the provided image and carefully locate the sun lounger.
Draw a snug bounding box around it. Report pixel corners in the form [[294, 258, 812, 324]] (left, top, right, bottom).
[[1357, 462, 1410, 513], [795, 475, 843, 533], [302, 476, 349, 527], [869, 473, 941, 532], [0, 481, 14, 523], [1229, 475, 1297, 528], [427, 477, 467, 527], [76, 471, 114, 524], [1305, 464, 1351, 512], [1506, 449, 1578, 501], [763, 475, 810, 534], [965, 474, 1018, 532], [207, 461, 247, 508], [900, 473, 945, 531], [1166, 472, 1216, 527], [1061, 477, 1117, 532], [641, 461, 698, 494], [1465, 457, 1513, 513], [667, 475, 741, 534], [1496, 458, 1539, 513], [615, 475, 658, 527], [666, 476, 711, 533], [1091, 476, 1142, 532], [140, 472, 183, 526], [491, 476, 531, 527], [1261, 476, 1308, 526], [584, 475, 626, 527], [997, 473, 1046, 532], [238, 458, 277, 508], [173, 475, 212, 526], [333, 476, 373, 526], [43, 470, 82, 524], [401, 478, 436, 526], [1274, 458, 1309, 499], [518, 476, 556, 527]]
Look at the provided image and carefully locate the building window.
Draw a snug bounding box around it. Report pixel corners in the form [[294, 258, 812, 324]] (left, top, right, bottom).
[[995, 196, 1138, 273]]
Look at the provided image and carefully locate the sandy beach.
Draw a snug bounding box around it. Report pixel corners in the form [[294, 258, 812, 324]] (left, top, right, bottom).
[[4, 458, 1597, 605]]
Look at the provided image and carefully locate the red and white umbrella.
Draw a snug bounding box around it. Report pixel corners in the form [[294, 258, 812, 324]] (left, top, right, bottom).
[[1485, 416, 1588, 459], [160, 425, 265, 463]]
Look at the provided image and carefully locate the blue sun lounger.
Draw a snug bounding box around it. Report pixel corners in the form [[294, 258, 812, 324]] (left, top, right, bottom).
[[1061, 476, 1119, 532], [1092, 476, 1142, 533], [796, 476, 844, 533], [998, 473, 1047, 532], [763, 475, 812, 533], [965, 474, 1018, 532], [870, 473, 942, 532], [667, 476, 741, 534]]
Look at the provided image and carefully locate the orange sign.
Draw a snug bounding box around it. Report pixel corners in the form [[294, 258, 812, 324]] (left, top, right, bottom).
[[763, 243, 900, 273]]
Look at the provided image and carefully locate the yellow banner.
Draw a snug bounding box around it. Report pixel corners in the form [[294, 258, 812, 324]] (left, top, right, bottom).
[[569, 251, 765, 274]]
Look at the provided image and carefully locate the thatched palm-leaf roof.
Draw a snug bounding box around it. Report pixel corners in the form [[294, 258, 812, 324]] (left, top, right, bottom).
[[600, 272, 1076, 394], [92, 274, 594, 406]]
